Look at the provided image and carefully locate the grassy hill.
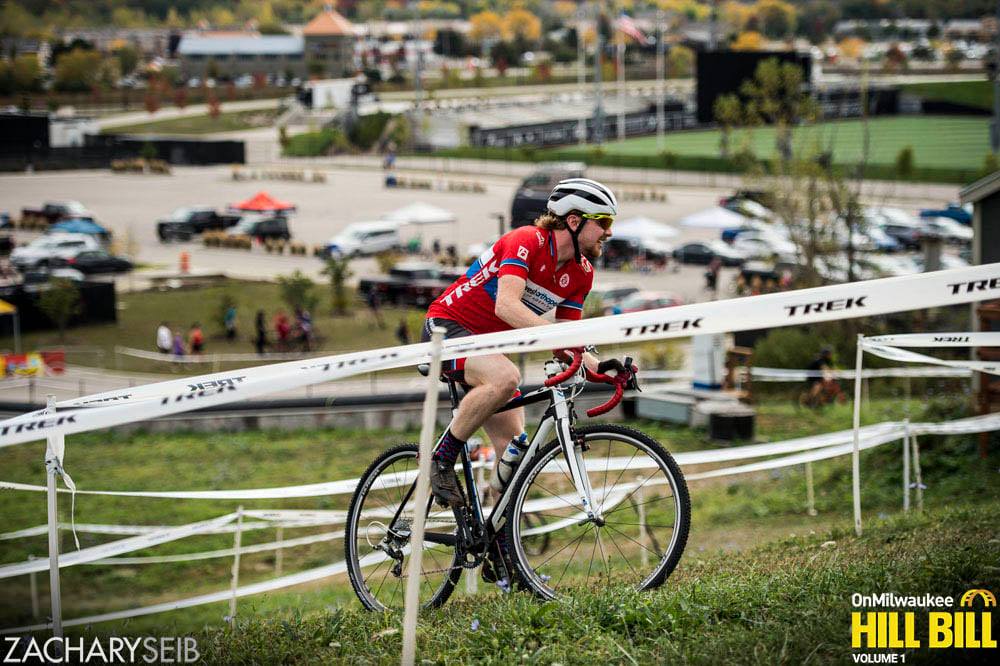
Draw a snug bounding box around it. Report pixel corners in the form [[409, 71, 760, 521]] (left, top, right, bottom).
[[1, 394, 996, 658]]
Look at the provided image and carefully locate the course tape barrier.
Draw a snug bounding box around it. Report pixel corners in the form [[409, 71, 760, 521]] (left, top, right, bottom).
[[1, 263, 998, 447], [2, 412, 998, 633], [749, 366, 970, 381], [2, 413, 996, 503], [866, 332, 1000, 348], [862, 342, 1000, 376], [114, 346, 333, 364], [0, 513, 237, 580]]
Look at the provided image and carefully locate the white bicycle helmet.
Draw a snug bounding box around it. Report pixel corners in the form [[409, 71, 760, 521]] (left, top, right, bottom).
[[546, 178, 619, 217], [546, 178, 618, 262]]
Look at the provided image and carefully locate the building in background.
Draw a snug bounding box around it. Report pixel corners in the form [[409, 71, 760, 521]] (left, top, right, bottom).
[[176, 5, 356, 81]]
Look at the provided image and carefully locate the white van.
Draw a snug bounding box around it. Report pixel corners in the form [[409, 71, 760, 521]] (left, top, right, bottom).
[[325, 221, 402, 257]]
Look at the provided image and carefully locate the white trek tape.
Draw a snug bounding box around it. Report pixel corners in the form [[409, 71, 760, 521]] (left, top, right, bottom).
[[749, 366, 971, 380], [0, 551, 390, 635], [863, 342, 1000, 376], [115, 346, 331, 363], [0, 513, 237, 580], [95, 530, 345, 565], [2, 263, 998, 447], [866, 332, 1000, 347], [0, 515, 346, 541]]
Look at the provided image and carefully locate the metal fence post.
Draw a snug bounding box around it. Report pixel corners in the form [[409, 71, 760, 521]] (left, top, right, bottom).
[[805, 461, 817, 516], [28, 555, 40, 620], [229, 506, 244, 627], [401, 326, 445, 666], [911, 436, 924, 512], [275, 525, 284, 576], [902, 419, 911, 513], [44, 396, 63, 638]]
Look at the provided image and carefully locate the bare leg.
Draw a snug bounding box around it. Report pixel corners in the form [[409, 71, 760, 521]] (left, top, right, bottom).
[[449, 354, 520, 441], [482, 408, 525, 458]]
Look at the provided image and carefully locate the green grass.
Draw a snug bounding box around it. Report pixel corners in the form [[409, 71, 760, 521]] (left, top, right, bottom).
[[0, 396, 995, 642], [102, 108, 282, 136], [554, 116, 991, 172], [0, 280, 427, 374], [899, 80, 994, 112], [435, 115, 993, 184]]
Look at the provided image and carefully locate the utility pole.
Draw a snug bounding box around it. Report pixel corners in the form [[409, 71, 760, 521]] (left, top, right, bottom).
[[992, 0, 1000, 152], [656, 10, 665, 149], [577, 4, 587, 144], [594, 32, 604, 144]]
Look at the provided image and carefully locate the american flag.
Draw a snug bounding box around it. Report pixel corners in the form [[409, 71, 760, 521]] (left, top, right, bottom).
[[615, 13, 648, 45]]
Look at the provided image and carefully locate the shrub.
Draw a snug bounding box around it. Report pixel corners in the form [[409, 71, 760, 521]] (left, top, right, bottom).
[[282, 128, 351, 157], [895, 146, 915, 178]]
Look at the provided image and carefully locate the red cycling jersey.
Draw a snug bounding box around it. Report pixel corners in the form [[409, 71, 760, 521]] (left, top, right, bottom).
[[427, 225, 594, 334]]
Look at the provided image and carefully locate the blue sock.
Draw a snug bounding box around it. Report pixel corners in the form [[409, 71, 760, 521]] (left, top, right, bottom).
[[433, 430, 466, 466]]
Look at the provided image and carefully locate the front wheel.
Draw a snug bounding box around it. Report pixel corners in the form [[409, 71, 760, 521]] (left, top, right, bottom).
[[504, 424, 690, 600], [344, 444, 462, 612]]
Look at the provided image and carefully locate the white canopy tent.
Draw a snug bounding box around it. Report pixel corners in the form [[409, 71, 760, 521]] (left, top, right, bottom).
[[613, 216, 679, 241], [679, 207, 749, 230], [381, 202, 456, 225]]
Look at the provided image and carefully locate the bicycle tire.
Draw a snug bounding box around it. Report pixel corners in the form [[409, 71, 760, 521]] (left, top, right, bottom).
[[504, 424, 690, 600], [344, 444, 462, 612]]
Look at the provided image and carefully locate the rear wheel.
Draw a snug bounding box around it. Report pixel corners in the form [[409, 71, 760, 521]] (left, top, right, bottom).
[[345, 444, 462, 612], [504, 424, 690, 600]]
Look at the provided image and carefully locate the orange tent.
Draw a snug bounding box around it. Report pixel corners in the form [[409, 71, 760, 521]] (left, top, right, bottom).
[[232, 191, 296, 212]]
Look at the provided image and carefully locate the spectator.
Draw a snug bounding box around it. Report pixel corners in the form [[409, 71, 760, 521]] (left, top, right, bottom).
[[172, 331, 186, 357], [224, 305, 237, 341], [367, 289, 385, 329], [254, 310, 267, 355], [296, 308, 313, 351], [395, 318, 410, 346], [705, 256, 722, 293], [188, 322, 204, 355], [156, 321, 172, 354], [274, 311, 291, 347]]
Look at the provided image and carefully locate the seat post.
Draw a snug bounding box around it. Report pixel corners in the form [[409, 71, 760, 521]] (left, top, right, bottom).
[[446, 378, 460, 410]]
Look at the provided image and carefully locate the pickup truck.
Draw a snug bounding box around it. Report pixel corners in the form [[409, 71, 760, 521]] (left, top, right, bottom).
[[20, 201, 94, 227], [157, 206, 242, 241], [358, 261, 464, 308]]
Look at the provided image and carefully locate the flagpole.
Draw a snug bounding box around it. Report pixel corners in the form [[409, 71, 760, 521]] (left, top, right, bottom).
[[656, 10, 665, 149], [617, 34, 625, 141], [577, 5, 587, 145]]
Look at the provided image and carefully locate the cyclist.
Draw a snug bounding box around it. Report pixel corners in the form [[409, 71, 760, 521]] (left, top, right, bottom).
[[423, 178, 634, 511], [804, 345, 835, 405]]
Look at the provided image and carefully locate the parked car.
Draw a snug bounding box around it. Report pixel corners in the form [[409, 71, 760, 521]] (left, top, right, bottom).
[[919, 202, 972, 226], [919, 216, 973, 245], [357, 261, 463, 307], [10, 233, 101, 270], [586, 285, 640, 313], [720, 197, 774, 221], [325, 221, 402, 258], [226, 213, 290, 241], [613, 290, 683, 314], [510, 162, 586, 229], [53, 249, 133, 274], [878, 222, 922, 250], [672, 240, 745, 266], [730, 229, 797, 259], [20, 201, 94, 227], [157, 206, 241, 241]]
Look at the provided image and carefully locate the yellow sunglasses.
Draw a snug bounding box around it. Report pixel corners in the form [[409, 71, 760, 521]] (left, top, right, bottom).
[[581, 213, 615, 230]]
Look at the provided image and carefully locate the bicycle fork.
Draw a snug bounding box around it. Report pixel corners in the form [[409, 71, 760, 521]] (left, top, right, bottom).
[[552, 389, 604, 525]]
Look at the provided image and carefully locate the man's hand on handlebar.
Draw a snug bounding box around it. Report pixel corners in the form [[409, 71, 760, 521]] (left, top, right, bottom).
[[596, 357, 640, 391]]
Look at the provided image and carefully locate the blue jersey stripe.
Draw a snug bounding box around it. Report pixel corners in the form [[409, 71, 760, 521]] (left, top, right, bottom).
[[500, 258, 528, 269], [560, 300, 583, 309]]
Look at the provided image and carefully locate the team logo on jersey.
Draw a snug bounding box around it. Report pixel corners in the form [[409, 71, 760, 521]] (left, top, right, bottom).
[[559, 274, 570, 288], [582, 259, 592, 273], [517, 246, 529, 261], [535, 230, 545, 246]]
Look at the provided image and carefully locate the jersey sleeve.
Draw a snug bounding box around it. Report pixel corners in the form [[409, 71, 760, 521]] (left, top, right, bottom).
[[556, 271, 594, 321], [496, 228, 539, 280]]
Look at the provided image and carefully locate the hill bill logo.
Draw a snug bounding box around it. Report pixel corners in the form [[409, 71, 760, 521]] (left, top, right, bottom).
[[850, 588, 997, 659]]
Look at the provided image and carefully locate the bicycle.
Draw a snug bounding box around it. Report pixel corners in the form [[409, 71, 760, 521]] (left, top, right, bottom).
[[344, 348, 691, 610]]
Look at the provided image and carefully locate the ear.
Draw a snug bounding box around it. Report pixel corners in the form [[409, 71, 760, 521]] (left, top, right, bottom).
[[565, 213, 583, 231]]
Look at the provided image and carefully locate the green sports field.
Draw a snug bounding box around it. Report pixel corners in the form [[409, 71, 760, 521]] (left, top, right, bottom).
[[555, 115, 992, 171]]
